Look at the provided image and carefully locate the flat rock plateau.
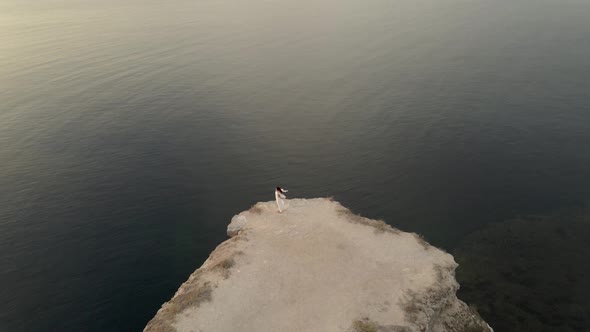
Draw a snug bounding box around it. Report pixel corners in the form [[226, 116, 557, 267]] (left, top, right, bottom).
[[145, 198, 492, 332]]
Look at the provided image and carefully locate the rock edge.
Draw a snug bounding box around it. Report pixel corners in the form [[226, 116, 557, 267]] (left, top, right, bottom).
[[145, 198, 492, 332]]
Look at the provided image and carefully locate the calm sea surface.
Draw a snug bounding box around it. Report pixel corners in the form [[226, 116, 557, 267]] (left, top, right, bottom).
[[1, 0, 590, 331]]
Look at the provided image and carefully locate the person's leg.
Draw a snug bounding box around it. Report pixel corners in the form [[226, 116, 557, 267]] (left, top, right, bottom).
[[276, 198, 282, 213]]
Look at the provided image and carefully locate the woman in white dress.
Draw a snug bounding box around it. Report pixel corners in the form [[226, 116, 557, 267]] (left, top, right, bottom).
[[275, 187, 288, 213]]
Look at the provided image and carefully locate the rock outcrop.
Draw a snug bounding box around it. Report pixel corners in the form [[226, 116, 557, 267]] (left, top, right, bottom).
[[145, 198, 492, 332]]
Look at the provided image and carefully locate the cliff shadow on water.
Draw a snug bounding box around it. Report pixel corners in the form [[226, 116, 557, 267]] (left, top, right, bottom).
[[454, 208, 590, 332]]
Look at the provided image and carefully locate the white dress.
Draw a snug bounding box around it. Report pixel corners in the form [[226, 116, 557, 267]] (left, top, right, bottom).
[[275, 190, 287, 212]]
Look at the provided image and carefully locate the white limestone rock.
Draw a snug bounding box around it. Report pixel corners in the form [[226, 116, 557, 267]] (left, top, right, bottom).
[[145, 198, 492, 332]]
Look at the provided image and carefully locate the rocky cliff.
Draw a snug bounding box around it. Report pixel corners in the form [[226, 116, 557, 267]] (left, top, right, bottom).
[[145, 198, 492, 332]]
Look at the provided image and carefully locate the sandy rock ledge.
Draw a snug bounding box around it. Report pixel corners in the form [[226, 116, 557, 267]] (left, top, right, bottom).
[[145, 198, 492, 332]]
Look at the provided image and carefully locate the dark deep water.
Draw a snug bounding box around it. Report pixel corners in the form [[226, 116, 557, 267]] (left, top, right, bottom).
[[1, 0, 590, 330]]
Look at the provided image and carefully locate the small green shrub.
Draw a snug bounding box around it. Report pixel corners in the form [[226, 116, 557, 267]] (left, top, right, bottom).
[[352, 318, 379, 332]]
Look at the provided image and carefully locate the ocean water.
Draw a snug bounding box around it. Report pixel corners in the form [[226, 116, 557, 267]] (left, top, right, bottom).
[[1, 0, 590, 330]]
